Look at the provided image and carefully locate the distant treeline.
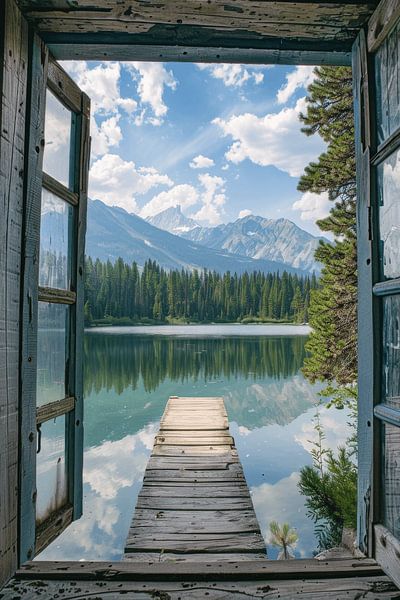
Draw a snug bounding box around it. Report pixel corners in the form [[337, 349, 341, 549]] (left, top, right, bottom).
[[84, 257, 318, 325]]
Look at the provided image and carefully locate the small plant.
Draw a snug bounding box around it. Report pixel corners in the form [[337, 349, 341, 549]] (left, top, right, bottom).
[[269, 521, 298, 559], [298, 404, 357, 551]]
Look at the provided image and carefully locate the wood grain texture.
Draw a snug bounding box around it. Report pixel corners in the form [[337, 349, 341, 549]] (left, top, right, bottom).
[[16, 0, 377, 41], [15, 0, 375, 63], [15, 557, 385, 580], [0, 0, 28, 588], [368, 0, 400, 52], [125, 396, 266, 561], [3, 574, 397, 599], [18, 32, 48, 567], [374, 524, 400, 588]]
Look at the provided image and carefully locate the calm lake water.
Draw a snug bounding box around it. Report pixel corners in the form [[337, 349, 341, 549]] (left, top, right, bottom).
[[37, 325, 351, 560]]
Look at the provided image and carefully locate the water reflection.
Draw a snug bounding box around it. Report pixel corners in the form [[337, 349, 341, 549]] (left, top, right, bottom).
[[37, 330, 351, 560]]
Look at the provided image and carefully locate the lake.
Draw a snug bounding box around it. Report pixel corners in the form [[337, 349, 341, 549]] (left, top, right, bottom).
[[37, 325, 352, 560]]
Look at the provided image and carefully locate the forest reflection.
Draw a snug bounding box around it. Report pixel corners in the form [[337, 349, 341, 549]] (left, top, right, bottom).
[[83, 333, 307, 396]]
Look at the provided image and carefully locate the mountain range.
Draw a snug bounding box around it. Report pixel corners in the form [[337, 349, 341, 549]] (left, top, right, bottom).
[[85, 199, 310, 276], [148, 205, 324, 274]]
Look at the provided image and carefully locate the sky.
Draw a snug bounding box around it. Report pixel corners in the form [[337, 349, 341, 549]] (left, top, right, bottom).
[[61, 61, 332, 237]]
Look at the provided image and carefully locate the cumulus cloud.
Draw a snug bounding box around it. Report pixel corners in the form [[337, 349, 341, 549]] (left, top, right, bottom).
[[277, 66, 316, 104], [213, 97, 325, 177], [191, 173, 226, 225], [89, 153, 173, 213], [197, 64, 265, 87], [61, 61, 137, 116], [189, 154, 215, 169], [238, 209, 252, 219], [125, 62, 177, 123], [294, 405, 353, 457], [292, 191, 331, 222], [251, 472, 313, 558], [140, 184, 199, 218], [141, 173, 226, 225]]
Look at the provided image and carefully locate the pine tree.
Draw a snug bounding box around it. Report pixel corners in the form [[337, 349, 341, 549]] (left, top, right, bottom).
[[298, 66, 357, 395]]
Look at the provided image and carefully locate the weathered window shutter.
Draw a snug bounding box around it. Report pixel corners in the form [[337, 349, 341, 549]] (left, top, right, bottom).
[[354, 0, 400, 586], [20, 42, 90, 561]]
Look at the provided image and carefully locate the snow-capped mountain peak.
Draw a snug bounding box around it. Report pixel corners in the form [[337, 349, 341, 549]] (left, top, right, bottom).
[[147, 205, 199, 235]]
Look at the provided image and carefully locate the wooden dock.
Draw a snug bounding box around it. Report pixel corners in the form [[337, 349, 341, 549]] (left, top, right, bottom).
[[124, 396, 266, 562]]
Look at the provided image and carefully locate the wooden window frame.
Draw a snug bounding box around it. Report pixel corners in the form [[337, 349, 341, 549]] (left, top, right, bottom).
[[354, 0, 400, 587], [19, 40, 90, 562]]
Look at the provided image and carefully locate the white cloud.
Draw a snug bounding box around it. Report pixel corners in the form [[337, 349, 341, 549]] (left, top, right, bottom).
[[191, 173, 226, 225], [197, 64, 265, 87], [292, 191, 331, 222], [190, 154, 215, 169], [61, 61, 137, 117], [277, 66, 316, 105], [140, 184, 199, 218], [125, 62, 177, 122], [294, 406, 353, 459], [238, 209, 252, 219], [221, 164, 229, 171], [213, 97, 325, 177], [89, 153, 173, 213], [251, 472, 312, 558]]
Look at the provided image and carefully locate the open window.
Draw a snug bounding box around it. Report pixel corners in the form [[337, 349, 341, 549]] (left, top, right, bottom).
[[354, 18, 400, 587], [20, 46, 90, 561]]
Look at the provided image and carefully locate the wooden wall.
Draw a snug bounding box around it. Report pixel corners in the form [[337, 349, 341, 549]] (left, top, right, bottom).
[[0, 0, 28, 589]]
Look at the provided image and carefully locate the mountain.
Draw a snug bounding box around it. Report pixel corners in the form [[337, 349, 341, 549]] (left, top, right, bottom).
[[181, 215, 324, 274], [84, 199, 309, 276], [147, 205, 198, 235]]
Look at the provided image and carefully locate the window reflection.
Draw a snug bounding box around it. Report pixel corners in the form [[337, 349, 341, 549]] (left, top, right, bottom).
[[383, 296, 400, 410], [378, 149, 400, 280], [37, 302, 68, 407], [43, 88, 72, 187], [383, 423, 400, 540], [375, 20, 400, 145], [39, 189, 72, 290], [36, 415, 68, 524]]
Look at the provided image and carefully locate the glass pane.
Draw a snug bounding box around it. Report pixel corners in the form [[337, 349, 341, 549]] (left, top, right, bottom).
[[43, 88, 72, 187], [383, 295, 400, 410], [375, 20, 400, 145], [36, 415, 68, 524], [37, 302, 68, 407], [383, 423, 400, 539], [378, 148, 400, 280], [39, 189, 73, 289]]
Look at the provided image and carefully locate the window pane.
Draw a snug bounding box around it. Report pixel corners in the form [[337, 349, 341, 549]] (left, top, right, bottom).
[[383, 295, 400, 410], [383, 423, 400, 539], [36, 415, 68, 524], [43, 88, 72, 187], [375, 20, 400, 145], [378, 148, 400, 280], [37, 302, 68, 407], [39, 189, 73, 289]]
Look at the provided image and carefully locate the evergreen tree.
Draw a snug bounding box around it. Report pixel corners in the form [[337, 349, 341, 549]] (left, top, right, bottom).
[[298, 66, 357, 394], [84, 257, 316, 326]]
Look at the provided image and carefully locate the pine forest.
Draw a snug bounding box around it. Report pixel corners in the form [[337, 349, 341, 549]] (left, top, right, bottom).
[[84, 257, 318, 326]]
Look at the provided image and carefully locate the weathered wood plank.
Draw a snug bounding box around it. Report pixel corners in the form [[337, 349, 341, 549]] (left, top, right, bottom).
[[368, 0, 400, 52], [0, 0, 29, 587], [125, 533, 266, 553], [2, 575, 397, 600], [135, 497, 253, 510], [374, 524, 400, 589], [139, 485, 251, 498], [15, 558, 386, 581]]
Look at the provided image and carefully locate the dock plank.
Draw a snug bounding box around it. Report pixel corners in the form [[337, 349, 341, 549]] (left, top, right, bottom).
[[124, 396, 266, 561]]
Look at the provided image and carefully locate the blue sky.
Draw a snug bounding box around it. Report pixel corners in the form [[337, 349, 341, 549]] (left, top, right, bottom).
[[62, 61, 331, 237]]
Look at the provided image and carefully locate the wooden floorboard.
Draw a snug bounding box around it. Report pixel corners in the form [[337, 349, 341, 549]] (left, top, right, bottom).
[[124, 396, 266, 561]]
